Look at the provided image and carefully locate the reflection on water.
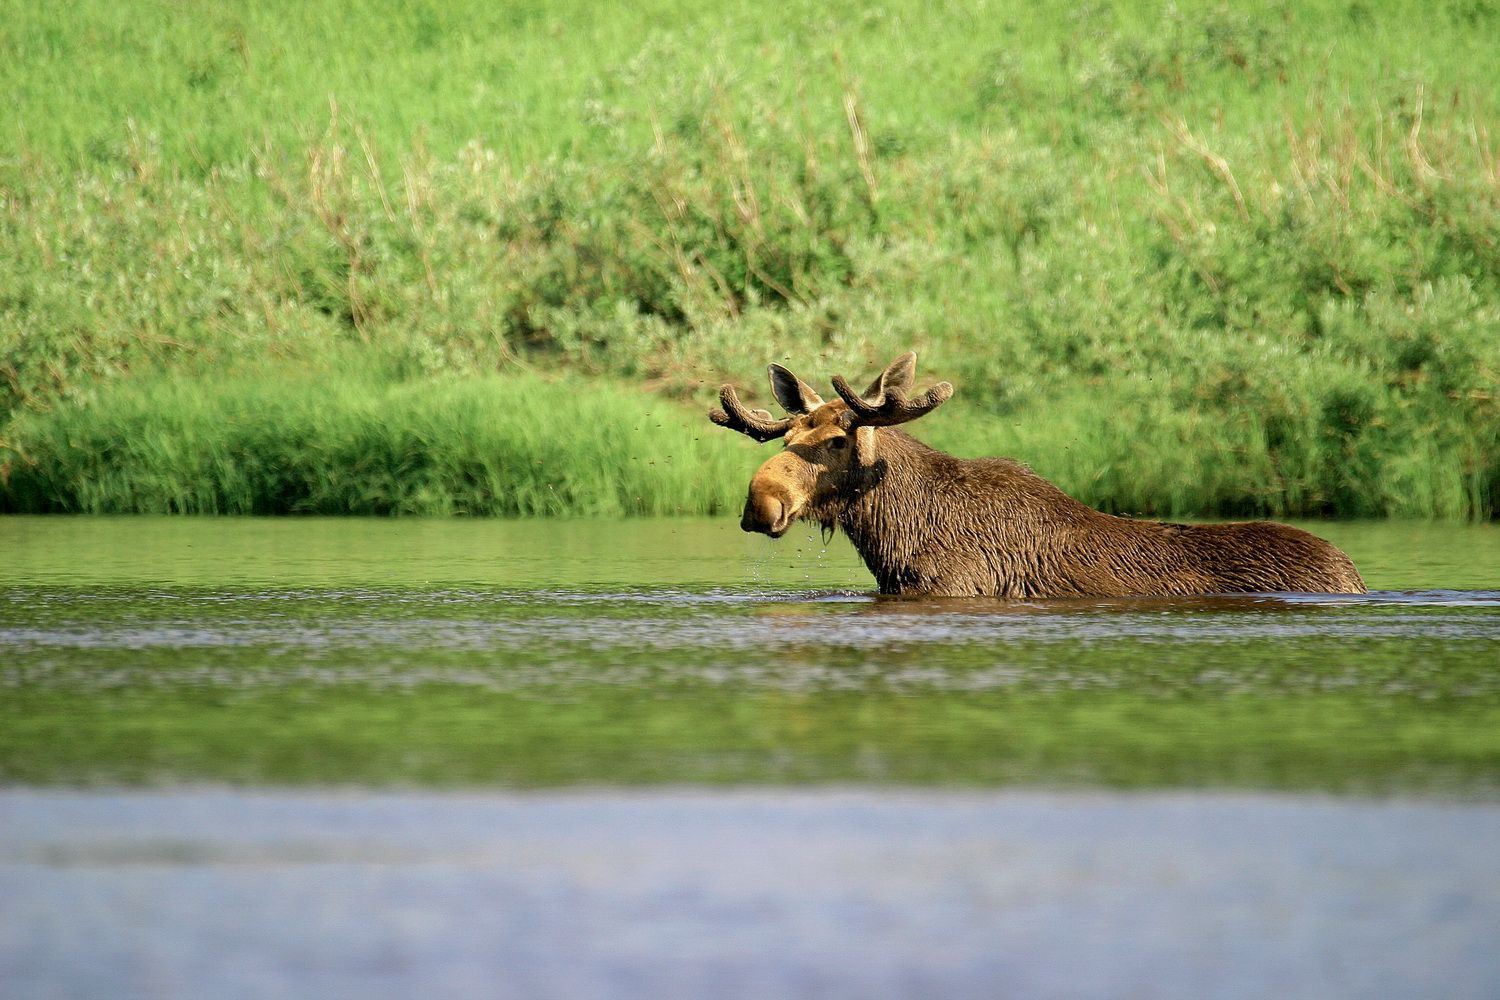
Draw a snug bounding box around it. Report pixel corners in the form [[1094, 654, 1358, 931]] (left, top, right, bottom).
[[6, 589, 1500, 693], [4, 515, 1499, 590], [1, 517, 1498, 790]]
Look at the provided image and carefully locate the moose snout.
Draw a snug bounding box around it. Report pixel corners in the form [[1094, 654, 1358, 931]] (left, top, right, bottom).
[[740, 453, 811, 538], [741, 490, 792, 537]]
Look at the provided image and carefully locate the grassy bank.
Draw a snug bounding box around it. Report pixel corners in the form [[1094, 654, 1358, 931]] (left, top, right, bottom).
[[0, 372, 745, 515], [3, 0, 1498, 517]]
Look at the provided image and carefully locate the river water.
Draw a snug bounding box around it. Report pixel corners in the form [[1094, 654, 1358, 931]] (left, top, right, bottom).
[[2, 516, 1498, 997]]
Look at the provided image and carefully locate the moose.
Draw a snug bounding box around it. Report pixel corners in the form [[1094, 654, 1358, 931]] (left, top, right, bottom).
[[709, 352, 1366, 598]]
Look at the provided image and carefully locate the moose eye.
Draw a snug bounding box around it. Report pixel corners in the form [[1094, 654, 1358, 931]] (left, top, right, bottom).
[[828, 437, 848, 450]]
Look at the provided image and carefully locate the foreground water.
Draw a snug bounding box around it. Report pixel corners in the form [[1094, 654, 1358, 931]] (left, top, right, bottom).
[[3, 517, 1498, 789], [2, 516, 1499, 997], [4, 788, 1498, 1000]]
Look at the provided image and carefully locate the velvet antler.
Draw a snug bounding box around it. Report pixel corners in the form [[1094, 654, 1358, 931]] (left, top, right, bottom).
[[831, 352, 953, 427], [708, 384, 793, 443]]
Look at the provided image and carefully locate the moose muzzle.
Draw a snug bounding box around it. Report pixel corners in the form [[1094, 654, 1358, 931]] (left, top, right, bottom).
[[740, 488, 793, 537], [740, 459, 808, 537]]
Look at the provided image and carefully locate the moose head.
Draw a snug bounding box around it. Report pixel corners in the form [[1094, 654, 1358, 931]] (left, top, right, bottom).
[[709, 351, 953, 537]]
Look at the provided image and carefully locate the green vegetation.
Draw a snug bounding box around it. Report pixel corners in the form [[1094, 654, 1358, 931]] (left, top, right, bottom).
[[3, 0, 1498, 518], [0, 372, 743, 514]]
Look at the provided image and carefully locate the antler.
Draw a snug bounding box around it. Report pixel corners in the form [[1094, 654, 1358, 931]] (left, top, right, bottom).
[[831, 365, 953, 428], [708, 384, 792, 442]]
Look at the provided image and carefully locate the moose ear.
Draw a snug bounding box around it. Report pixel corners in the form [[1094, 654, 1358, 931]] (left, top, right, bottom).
[[768, 364, 825, 414], [861, 351, 918, 400]]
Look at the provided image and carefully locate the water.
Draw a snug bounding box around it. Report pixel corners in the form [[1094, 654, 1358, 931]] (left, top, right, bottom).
[[4, 788, 1498, 1000], [3, 517, 1497, 789], [2, 516, 1499, 997]]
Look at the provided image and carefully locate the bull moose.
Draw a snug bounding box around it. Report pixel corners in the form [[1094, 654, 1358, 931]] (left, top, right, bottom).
[[709, 352, 1366, 598]]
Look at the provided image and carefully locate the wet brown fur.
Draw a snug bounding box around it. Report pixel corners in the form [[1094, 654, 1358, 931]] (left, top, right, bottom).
[[720, 360, 1367, 598]]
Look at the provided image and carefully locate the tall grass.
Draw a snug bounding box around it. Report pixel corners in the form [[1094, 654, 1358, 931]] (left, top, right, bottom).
[[2, 0, 1498, 517], [0, 373, 747, 516]]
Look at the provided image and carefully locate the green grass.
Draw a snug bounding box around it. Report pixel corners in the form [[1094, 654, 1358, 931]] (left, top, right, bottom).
[[0, 372, 745, 515], [2, 0, 1498, 517]]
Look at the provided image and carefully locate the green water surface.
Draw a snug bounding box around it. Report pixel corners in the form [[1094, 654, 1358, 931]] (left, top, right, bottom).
[[2, 517, 1497, 792]]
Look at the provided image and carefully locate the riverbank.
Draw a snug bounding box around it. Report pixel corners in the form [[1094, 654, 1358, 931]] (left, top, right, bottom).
[[3, 362, 1495, 517], [3, 1, 1497, 518]]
